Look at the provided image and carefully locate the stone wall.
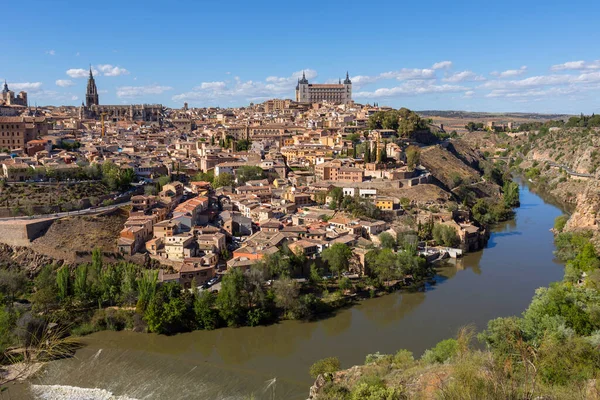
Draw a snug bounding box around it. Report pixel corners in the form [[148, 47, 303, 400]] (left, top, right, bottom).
[[0, 218, 55, 247]]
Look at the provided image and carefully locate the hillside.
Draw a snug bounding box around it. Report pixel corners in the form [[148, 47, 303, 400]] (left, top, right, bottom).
[[419, 143, 482, 191], [30, 209, 129, 264]]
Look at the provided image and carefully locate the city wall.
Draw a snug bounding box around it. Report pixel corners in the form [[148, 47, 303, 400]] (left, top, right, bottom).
[[0, 218, 55, 247]]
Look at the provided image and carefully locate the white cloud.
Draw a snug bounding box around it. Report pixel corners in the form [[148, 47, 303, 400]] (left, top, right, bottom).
[[355, 80, 467, 99], [116, 85, 173, 98], [490, 66, 528, 78], [380, 68, 436, 80], [46, 50, 56, 56], [442, 71, 485, 83], [479, 71, 600, 92], [97, 64, 129, 77], [200, 81, 227, 90], [464, 90, 475, 98], [10, 82, 43, 92], [432, 61, 453, 70], [66, 68, 96, 78], [66, 65, 128, 78], [71, 95, 79, 101], [551, 60, 600, 71], [173, 69, 318, 102], [55, 79, 75, 87], [350, 68, 437, 89]]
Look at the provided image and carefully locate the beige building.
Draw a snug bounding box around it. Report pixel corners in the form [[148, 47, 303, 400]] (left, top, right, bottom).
[[264, 99, 289, 113], [1, 81, 27, 107], [0, 116, 48, 151], [296, 72, 352, 104]]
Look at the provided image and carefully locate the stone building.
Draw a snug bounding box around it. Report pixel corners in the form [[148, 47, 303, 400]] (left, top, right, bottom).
[[0, 81, 27, 107], [295, 72, 352, 104], [80, 67, 163, 122], [0, 116, 48, 151]]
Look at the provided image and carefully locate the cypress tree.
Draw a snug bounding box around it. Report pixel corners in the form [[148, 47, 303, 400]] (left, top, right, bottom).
[[373, 142, 378, 163]]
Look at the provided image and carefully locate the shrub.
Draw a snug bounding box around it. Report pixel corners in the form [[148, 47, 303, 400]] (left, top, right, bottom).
[[310, 357, 341, 378], [554, 215, 569, 233], [393, 349, 414, 368], [422, 338, 458, 364], [350, 382, 405, 400], [365, 351, 391, 365]]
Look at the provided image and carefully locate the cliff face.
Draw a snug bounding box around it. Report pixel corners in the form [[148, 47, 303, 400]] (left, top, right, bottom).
[[513, 128, 600, 248], [565, 180, 600, 248]]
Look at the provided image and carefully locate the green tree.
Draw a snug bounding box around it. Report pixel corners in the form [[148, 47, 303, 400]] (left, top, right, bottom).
[[405, 146, 420, 170], [502, 181, 520, 207], [432, 224, 460, 247], [328, 187, 344, 209], [145, 282, 193, 334], [322, 243, 353, 278], [31, 265, 57, 312], [194, 290, 218, 330], [137, 270, 158, 312], [378, 232, 396, 249], [73, 264, 89, 304], [213, 172, 235, 188], [273, 277, 300, 318], [236, 166, 264, 185], [0, 269, 26, 302], [56, 267, 71, 302], [216, 268, 246, 326]]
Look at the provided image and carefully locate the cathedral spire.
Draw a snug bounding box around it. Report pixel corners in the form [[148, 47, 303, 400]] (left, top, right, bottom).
[[86, 64, 99, 107]]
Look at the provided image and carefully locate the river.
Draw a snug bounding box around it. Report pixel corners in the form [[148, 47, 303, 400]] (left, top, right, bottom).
[[7, 182, 566, 400]]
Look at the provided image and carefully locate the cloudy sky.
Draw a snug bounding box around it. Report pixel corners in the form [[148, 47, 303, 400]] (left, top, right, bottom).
[[3, 0, 600, 114]]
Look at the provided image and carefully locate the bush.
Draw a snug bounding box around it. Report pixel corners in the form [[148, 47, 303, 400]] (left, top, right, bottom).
[[310, 357, 341, 378], [319, 382, 350, 400], [422, 338, 458, 364], [350, 382, 405, 400], [365, 351, 391, 365], [554, 215, 569, 233], [393, 349, 414, 368]]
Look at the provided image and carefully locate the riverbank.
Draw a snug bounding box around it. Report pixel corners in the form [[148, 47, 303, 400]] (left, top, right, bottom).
[[2, 182, 567, 400], [308, 224, 600, 399]]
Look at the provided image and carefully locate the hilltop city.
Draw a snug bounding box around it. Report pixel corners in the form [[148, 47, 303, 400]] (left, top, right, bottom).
[[0, 66, 535, 290]]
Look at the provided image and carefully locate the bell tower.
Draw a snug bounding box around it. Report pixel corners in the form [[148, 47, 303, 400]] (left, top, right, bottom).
[[85, 65, 99, 107]]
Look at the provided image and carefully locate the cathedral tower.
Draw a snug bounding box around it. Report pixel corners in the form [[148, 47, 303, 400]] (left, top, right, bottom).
[[85, 66, 99, 107]]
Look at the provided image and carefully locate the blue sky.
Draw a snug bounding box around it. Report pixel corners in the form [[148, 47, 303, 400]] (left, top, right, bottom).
[[3, 0, 600, 113]]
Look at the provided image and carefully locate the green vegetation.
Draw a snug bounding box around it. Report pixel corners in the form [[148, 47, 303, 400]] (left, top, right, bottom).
[[465, 121, 485, 132], [432, 224, 460, 247], [100, 161, 135, 191], [235, 139, 252, 151], [213, 172, 235, 188], [554, 215, 569, 233], [367, 108, 430, 138], [235, 165, 265, 185], [471, 198, 514, 225], [310, 357, 341, 378], [309, 231, 600, 399], [405, 145, 420, 170], [502, 180, 520, 207]]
